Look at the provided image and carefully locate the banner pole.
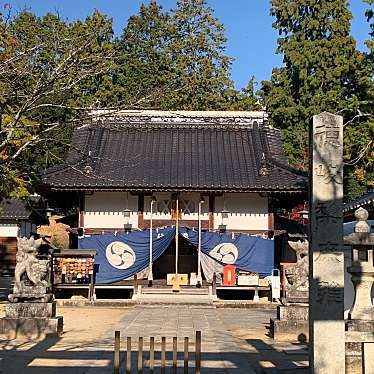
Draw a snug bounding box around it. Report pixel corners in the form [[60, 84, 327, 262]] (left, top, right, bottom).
[[197, 197, 204, 287], [148, 197, 155, 286], [173, 198, 180, 292]]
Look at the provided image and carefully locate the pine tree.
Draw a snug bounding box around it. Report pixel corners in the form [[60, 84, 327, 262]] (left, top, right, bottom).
[[165, 0, 233, 109], [114, 1, 175, 108], [115, 0, 235, 110], [260, 0, 374, 197]]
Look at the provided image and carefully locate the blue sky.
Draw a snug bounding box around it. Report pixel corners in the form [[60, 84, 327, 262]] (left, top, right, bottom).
[[4, 0, 372, 89]]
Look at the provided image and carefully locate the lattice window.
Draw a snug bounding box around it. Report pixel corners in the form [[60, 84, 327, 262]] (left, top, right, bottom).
[[156, 199, 195, 215], [157, 199, 172, 214], [180, 200, 195, 214]]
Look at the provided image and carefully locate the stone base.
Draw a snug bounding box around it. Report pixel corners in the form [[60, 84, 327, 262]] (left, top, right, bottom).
[[345, 319, 374, 374], [0, 316, 63, 338], [270, 304, 309, 342], [0, 302, 63, 338], [346, 319, 374, 332], [277, 304, 308, 320], [5, 302, 56, 318], [270, 318, 309, 342]]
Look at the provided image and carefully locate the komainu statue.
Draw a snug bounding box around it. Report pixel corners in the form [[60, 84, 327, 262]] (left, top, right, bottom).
[[8, 237, 52, 303], [285, 240, 309, 303]]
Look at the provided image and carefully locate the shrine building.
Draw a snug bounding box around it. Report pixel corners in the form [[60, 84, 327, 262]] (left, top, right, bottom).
[[40, 111, 307, 282], [41, 110, 306, 233]]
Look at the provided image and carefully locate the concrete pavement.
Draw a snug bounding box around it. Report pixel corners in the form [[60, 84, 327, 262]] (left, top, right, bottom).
[[0, 305, 308, 373]]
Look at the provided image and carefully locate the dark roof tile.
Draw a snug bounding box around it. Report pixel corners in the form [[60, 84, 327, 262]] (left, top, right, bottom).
[[0, 199, 31, 220], [41, 118, 307, 192]]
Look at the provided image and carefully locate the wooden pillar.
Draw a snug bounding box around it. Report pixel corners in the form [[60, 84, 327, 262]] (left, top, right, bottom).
[[79, 191, 85, 228], [208, 194, 215, 231], [138, 195, 144, 230], [268, 195, 274, 231], [309, 112, 345, 373]]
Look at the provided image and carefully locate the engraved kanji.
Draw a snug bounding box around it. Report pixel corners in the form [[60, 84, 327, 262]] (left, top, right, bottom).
[[316, 281, 344, 304]]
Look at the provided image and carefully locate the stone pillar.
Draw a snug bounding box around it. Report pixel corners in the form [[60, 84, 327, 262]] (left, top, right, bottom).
[[309, 112, 345, 373]]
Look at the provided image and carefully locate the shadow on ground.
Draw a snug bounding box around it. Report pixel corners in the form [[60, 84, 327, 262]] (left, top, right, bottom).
[[0, 334, 309, 373]]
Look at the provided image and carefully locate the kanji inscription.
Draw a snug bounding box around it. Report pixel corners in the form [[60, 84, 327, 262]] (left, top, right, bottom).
[[316, 281, 344, 305], [309, 112, 345, 373]]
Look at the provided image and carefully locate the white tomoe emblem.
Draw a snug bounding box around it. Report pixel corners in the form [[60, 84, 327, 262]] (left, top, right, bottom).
[[209, 243, 238, 264], [106, 241, 136, 269]]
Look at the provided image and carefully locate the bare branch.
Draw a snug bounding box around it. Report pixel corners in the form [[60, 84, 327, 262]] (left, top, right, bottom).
[[343, 113, 373, 128], [6, 123, 61, 162]]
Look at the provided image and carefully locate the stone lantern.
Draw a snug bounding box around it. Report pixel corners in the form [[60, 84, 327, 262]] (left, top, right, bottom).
[[344, 207, 374, 321], [344, 207, 374, 373]]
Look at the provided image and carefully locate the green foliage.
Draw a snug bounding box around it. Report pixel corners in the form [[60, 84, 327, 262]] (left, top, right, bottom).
[[0, 9, 114, 198], [112, 1, 175, 107], [113, 0, 239, 110], [1, 2, 259, 198], [165, 0, 234, 109], [260, 0, 374, 198]]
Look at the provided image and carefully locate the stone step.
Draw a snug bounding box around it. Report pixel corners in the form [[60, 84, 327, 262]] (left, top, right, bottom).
[[140, 286, 210, 295], [134, 293, 214, 305]]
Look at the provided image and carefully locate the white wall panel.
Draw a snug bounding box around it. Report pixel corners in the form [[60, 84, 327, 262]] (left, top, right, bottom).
[[83, 191, 268, 231], [214, 193, 268, 231], [84, 192, 138, 229], [0, 225, 19, 237]]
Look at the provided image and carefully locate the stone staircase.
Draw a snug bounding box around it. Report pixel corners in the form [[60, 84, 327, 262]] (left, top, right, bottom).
[[135, 285, 215, 305]]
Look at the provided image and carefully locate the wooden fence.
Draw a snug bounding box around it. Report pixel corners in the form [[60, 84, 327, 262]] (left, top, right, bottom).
[[114, 330, 201, 373]]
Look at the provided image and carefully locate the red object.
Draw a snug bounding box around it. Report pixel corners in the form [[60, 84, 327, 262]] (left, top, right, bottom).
[[223, 265, 236, 286]]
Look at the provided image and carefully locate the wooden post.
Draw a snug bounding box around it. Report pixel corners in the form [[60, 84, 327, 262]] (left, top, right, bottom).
[[184, 337, 189, 374], [134, 273, 138, 296], [149, 337, 155, 374], [309, 112, 345, 373], [208, 194, 215, 231], [195, 331, 201, 374], [89, 258, 95, 301], [114, 331, 120, 374], [138, 337, 143, 373], [126, 337, 131, 374], [212, 272, 217, 298], [161, 336, 166, 374], [173, 336, 177, 373]]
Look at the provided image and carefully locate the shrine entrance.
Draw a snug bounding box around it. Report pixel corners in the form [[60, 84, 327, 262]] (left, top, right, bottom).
[[152, 234, 200, 281]]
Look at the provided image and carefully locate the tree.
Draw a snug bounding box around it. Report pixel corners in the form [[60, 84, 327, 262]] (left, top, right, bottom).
[[343, 0, 374, 198], [165, 0, 234, 109], [222, 77, 262, 111], [113, 1, 176, 108], [0, 9, 115, 198], [260, 0, 374, 198], [114, 0, 236, 110]]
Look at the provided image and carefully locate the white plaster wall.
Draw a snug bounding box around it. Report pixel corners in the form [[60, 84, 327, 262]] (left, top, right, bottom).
[[0, 225, 19, 237], [83, 191, 268, 231], [214, 193, 268, 231], [84, 192, 138, 229]]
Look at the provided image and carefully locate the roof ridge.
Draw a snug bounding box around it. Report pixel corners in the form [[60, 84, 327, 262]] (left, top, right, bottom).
[[89, 109, 268, 118], [83, 121, 274, 131], [267, 157, 308, 177]]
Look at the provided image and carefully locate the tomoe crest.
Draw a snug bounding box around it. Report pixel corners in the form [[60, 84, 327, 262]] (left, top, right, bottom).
[[209, 243, 238, 264], [106, 241, 136, 269]]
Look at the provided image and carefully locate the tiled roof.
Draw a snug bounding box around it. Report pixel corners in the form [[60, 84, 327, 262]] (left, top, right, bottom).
[[0, 199, 31, 220], [41, 114, 307, 192], [343, 191, 374, 213]]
